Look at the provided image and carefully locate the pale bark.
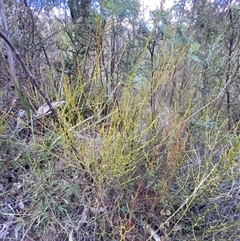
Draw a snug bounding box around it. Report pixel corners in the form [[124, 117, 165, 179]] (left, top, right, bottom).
[[0, 0, 18, 87]]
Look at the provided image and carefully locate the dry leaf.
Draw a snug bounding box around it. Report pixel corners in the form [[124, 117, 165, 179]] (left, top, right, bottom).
[[54, 158, 66, 170], [0, 216, 13, 239], [35, 101, 65, 118], [68, 229, 74, 241], [77, 205, 89, 230], [146, 224, 161, 241], [164, 220, 170, 228], [90, 207, 104, 213], [14, 223, 22, 239], [172, 224, 182, 232], [18, 201, 24, 209], [160, 208, 171, 216]]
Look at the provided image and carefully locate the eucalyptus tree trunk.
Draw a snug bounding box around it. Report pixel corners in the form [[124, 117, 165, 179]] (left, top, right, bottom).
[[0, 0, 18, 87]]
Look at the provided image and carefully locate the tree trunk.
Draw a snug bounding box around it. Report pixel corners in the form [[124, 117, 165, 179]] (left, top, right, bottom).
[[0, 0, 18, 87]]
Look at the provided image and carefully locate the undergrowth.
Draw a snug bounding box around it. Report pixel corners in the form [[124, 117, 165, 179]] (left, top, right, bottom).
[[1, 22, 240, 241]]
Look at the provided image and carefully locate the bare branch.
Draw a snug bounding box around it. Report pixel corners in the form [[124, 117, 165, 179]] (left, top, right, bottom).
[[0, 30, 58, 120]]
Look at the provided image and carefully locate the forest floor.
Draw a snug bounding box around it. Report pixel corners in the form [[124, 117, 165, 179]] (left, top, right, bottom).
[[0, 88, 240, 241]]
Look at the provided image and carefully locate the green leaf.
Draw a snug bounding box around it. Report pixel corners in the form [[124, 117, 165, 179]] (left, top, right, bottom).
[[189, 42, 200, 54], [190, 118, 215, 129], [190, 54, 201, 62]]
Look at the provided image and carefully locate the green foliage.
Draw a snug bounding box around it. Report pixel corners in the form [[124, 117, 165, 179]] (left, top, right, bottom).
[[0, 0, 240, 240], [103, 0, 140, 19]]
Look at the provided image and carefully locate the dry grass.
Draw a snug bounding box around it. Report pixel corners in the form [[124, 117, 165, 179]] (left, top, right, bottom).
[[1, 18, 240, 241]]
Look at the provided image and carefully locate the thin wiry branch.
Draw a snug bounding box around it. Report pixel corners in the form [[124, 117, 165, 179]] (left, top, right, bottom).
[[0, 30, 58, 120]]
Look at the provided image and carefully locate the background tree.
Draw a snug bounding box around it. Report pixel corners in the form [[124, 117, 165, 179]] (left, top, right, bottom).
[[0, 0, 17, 85], [0, 1, 240, 240]]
